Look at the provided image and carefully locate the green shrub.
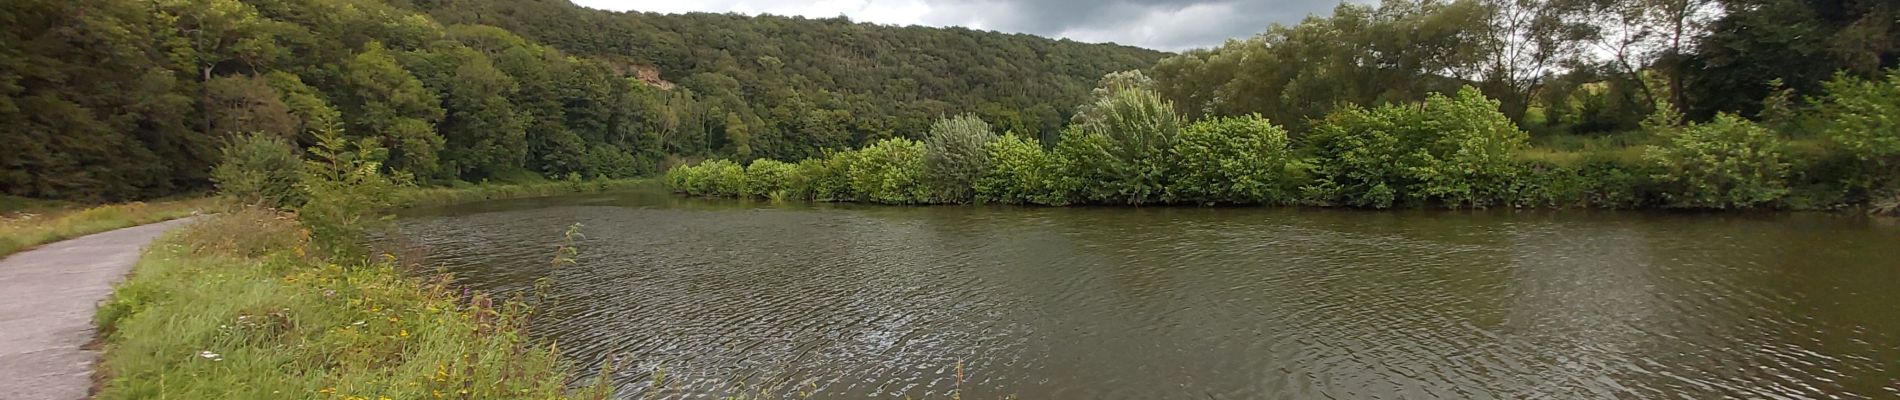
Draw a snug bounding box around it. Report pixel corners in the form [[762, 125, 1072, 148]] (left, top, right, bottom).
[[1169, 114, 1293, 205], [1058, 89, 1182, 204], [297, 126, 402, 258], [213, 133, 304, 209], [798, 150, 858, 202], [1303, 87, 1527, 208], [663, 163, 691, 193], [743, 159, 800, 198], [1573, 155, 1657, 209], [1644, 113, 1791, 209], [1504, 160, 1584, 208], [687, 159, 746, 197], [976, 133, 1071, 205], [923, 114, 998, 203], [848, 138, 930, 204], [1815, 69, 1900, 205]]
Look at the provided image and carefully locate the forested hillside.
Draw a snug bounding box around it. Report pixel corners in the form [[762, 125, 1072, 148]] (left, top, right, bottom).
[[0, 0, 1162, 201], [390, 0, 1166, 152], [668, 0, 1900, 213]]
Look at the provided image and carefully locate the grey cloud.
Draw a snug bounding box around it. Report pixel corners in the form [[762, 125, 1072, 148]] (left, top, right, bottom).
[[579, 0, 1353, 51]]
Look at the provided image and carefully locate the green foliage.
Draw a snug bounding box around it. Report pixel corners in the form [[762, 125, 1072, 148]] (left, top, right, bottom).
[[1816, 70, 1900, 201], [1305, 87, 1529, 208], [212, 133, 303, 209], [797, 150, 858, 202], [296, 125, 402, 258], [1149, 1, 1487, 129], [579, 144, 648, 179], [663, 159, 745, 197], [743, 159, 800, 199], [976, 133, 1071, 205], [923, 114, 998, 203], [1169, 115, 1294, 205], [404, 0, 1165, 143], [1644, 113, 1791, 209], [1058, 89, 1183, 205], [339, 42, 446, 179], [848, 138, 930, 204], [205, 76, 300, 141], [95, 210, 594, 399]]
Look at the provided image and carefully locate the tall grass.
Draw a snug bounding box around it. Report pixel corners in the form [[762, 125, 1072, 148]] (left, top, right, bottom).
[[93, 208, 604, 399], [0, 197, 216, 258]]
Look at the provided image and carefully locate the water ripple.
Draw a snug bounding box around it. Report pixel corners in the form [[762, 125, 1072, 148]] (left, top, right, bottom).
[[389, 195, 1900, 399]]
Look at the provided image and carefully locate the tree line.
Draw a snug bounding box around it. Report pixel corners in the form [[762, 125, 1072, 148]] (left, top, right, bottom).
[[1151, 0, 1896, 135], [0, 0, 1161, 201], [668, 68, 1900, 211]]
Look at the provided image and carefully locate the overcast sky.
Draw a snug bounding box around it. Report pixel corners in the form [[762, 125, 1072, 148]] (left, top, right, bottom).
[[570, 0, 1354, 51]]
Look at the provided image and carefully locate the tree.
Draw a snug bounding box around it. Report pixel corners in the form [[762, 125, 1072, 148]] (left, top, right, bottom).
[[1476, 0, 1592, 121], [204, 75, 298, 141], [1058, 88, 1183, 205], [338, 42, 445, 178], [724, 112, 753, 161], [408, 45, 527, 179], [923, 114, 998, 203]]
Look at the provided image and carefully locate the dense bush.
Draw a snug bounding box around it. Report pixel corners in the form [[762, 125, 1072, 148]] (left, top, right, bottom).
[[1304, 87, 1528, 208], [976, 133, 1072, 205], [1169, 115, 1294, 205], [1572, 155, 1658, 208], [213, 133, 304, 209], [848, 138, 930, 204], [743, 159, 800, 199], [1058, 89, 1183, 205], [799, 150, 858, 202], [1645, 113, 1791, 209], [664, 159, 745, 197], [1816, 70, 1900, 208], [923, 115, 999, 203]]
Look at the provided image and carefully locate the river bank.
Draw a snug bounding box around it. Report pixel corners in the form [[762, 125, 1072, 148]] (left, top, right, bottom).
[[88, 180, 645, 399]]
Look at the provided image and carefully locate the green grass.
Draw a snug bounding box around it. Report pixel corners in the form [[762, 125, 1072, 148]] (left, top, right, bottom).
[[93, 208, 610, 399], [0, 197, 217, 259], [87, 179, 653, 399], [393, 178, 652, 209]]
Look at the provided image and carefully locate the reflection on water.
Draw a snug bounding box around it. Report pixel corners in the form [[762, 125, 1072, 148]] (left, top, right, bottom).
[[391, 188, 1900, 399]]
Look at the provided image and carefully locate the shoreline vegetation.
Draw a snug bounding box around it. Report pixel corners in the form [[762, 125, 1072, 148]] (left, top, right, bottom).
[[667, 78, 1900, 216], [0, 197, 219, 259], [91, 172, 645, 398]]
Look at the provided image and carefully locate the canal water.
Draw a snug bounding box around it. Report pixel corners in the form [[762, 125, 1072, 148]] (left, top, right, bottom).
[[392, 187, 1900, 399]]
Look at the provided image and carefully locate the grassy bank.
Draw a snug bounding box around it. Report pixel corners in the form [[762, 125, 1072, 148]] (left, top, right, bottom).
[[92, 208, 607, 399], [0, 197, 217, 258], [91, 180, 647, 399]]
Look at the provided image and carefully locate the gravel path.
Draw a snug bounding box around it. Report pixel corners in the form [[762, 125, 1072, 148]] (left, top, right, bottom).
[[0, 217, 198, 400]]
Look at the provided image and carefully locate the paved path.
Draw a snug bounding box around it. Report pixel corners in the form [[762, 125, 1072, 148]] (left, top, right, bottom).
[[0, 217, 199, 400]]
